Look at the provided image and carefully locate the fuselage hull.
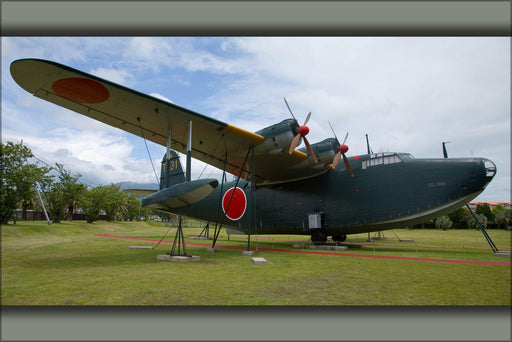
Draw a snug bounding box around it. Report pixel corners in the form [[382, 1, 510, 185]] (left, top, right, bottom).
[[171, 155, 495, 236]]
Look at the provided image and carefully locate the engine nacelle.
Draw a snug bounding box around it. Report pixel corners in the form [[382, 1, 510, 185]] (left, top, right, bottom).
[[301, 138, 339, 166], [254, 118, 299, 155]]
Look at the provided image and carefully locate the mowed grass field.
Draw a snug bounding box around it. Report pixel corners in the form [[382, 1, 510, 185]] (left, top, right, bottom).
[[2, 221, 510, 305]]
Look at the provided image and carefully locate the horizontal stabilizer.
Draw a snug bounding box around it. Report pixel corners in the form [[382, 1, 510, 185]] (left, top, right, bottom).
[[142, 179, 218, 210]]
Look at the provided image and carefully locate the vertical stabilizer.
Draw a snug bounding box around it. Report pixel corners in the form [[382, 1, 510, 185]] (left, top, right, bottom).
[[160, 150, 186, 189]]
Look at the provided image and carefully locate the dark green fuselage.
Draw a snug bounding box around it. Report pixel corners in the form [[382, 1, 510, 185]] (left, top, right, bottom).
[[177, 152, 496, 236]]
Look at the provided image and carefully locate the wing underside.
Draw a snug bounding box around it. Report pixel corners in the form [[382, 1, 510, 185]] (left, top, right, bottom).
[[10, 58, 330, 185]]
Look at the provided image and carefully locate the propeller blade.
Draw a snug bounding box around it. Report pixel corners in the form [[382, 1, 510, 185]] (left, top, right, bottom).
[[304, 137, 318, 163], [303, 112, 311, 126], [332, 151, 342, 169], [342, 153, 354, 177], [342, 132, 349, 145], [328, 121, 338, 142], [283, 97, 297, 122], [288, 133, 302, 155], [327, 122, 353, 175]]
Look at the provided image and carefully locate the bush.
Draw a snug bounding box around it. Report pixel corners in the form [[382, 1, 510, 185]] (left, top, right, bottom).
[[435, 216, 453, 230]]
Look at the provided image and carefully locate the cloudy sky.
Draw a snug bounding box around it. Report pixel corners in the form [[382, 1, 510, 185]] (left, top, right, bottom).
[[2, 37, 510, 202]]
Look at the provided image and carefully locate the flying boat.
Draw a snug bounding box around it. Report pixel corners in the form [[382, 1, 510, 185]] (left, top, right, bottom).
[[10, 59, 497, 244]]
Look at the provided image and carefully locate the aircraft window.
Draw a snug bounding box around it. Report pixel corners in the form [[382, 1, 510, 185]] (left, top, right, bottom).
[[399, 153, 414, 160], [383, 155, 401, 164], [362, 153, 405, 169]]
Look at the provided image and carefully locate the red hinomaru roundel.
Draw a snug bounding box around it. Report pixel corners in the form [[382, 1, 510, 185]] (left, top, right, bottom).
[[52, 78, 110, 104], [222, 187, 247, 221]]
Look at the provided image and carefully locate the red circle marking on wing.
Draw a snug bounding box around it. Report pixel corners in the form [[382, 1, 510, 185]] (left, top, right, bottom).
[[222, 187, 247, 221], [52, 78, 110, 104]]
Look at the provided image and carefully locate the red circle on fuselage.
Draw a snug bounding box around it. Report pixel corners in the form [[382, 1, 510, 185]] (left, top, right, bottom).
[[52, 78, 110, 104], [222, 187, 247, 221]]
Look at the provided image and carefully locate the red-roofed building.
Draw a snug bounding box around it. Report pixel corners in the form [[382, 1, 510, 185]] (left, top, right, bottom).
[[468, 202, 512, 211]]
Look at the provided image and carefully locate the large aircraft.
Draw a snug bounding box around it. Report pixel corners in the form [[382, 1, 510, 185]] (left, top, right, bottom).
[[10, 59, 497, 244]]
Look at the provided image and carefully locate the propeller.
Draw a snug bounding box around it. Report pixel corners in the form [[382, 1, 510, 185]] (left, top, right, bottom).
[[284, 97, 318, 163], [328, 121, 353, 177]]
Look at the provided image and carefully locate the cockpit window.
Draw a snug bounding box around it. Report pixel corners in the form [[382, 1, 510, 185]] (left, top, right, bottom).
[[362, 152, 413, 169], [398, 153, 414, 160]]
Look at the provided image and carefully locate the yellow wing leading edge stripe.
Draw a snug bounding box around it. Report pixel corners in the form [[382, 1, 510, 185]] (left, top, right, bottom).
[[224, 124, 265, 145]]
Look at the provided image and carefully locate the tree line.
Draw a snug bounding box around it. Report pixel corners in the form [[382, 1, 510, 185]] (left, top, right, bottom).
[[2, 140, 510, 228], [1, 141, 164, 224], [433, 203, 511, 231]]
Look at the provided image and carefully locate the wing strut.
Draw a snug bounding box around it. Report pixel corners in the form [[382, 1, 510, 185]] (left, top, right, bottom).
[[211, 146, 254, 249], [211, 153, 228, 248], [246, 144, 256, 253], [137, 117, 160, 185], [186, 120, 192, 182]]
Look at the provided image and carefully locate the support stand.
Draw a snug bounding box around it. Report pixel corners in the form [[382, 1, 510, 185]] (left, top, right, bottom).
[[20, 140, 50, 225], [169, 214, 190, 257], [158, 213, 200, 262], [155, 119, 200, 261], [199, 222, 210, 238], [35, 182, 51, 225], [371, 231, 388, 241], [465, 204, 503, 255], [391, 229, 414, 242]]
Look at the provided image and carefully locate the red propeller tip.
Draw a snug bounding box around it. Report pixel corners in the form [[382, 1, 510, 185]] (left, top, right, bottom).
[[340, 144, 349, 154], [300, 125, 309, 136]]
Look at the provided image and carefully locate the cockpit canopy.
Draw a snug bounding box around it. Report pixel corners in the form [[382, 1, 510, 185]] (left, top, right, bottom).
[[362, 152, 414, 169]]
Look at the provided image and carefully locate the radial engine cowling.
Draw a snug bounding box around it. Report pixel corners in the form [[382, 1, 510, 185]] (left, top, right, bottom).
[[306, 138, 339, 165], [254, 118, 300, 155]]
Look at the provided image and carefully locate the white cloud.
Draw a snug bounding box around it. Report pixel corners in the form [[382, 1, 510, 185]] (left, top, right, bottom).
[[90, 67, 134, 85], [2, 37, 509, 202], [2, 127, 158, 187]]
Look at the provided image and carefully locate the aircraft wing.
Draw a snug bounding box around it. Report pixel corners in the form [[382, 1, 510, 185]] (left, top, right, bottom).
[[10, 59, 330, 185]]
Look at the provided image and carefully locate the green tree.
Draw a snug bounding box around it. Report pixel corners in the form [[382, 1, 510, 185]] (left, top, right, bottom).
[[476, 203, 493, 221], [492, 206, 511, 229], [467, 213, 488, 230], [494, 210, 507, 229], [41, 180, 67, 223], [448, 207, 467, 228], [54, 163, 86, 220], [0, 141, 50, 224], [122, 194, 141, 221], [80, 187, 105, 223], [37, 163, 86, 223], [101, 184, 125, 221], [435, 215, 453, 230]]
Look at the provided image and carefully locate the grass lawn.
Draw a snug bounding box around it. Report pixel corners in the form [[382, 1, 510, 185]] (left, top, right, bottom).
[[2, 221, 510, 305]]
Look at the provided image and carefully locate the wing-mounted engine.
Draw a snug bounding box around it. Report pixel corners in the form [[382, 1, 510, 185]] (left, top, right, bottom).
[[295, 132, 354, 176], [287, 138, 338, 170], [254, 118, 299, 156], [251, 118, 333, 185], [304, 138, 339, 167], [253, 98, 318, 163]]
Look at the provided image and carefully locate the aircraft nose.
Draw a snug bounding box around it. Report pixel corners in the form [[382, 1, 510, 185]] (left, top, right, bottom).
[[482, 158, 497, 179]]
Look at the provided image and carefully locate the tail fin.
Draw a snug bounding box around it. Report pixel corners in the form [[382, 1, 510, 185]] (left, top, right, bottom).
[[160, 150, 186, 189]]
